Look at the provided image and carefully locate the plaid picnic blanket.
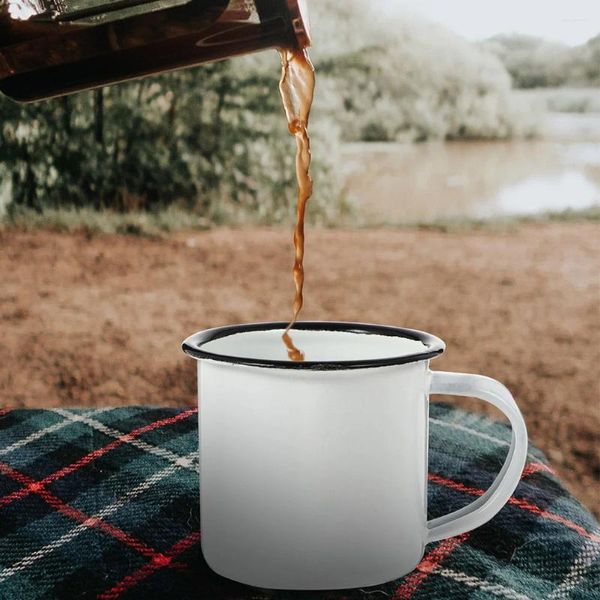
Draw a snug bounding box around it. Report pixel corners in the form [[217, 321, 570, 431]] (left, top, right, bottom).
[[0, 405, 598, 600]]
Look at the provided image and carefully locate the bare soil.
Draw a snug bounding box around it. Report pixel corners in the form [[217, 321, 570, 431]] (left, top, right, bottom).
[[0, 224, 598, 515]]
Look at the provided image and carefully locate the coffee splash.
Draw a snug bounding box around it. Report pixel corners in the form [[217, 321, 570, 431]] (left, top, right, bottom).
[[278, 48, 315, 361]]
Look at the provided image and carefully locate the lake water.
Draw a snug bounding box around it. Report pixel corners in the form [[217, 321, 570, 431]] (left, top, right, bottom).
[[342, 127, 600, 225]]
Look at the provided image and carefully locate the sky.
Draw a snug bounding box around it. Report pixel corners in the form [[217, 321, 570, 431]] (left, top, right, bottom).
[[386, 0, 600, 46]]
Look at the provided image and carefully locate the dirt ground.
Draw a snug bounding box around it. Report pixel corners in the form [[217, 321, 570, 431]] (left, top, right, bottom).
[[0, 223, 598, 516]]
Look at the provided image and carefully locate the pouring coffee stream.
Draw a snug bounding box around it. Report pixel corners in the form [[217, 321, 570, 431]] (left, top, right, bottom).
[[278, 48, 315, 362]]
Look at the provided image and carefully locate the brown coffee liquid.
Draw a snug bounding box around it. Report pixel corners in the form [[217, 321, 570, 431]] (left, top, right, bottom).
[[277, 48, 315, 361]]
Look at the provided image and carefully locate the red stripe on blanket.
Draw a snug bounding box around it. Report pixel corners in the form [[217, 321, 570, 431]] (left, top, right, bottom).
[[0, 408, 197, 508], [97, 531, 201, 600], [392, 533, 469, 599], [521, 462, 555, 477], [0, 461, 168, 560], [428, 472, 600, 542]]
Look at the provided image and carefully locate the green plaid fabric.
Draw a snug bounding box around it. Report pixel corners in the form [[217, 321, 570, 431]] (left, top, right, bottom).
[[0, 405, 598, 599]]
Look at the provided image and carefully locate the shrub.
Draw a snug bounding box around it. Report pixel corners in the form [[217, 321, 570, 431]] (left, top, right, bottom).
[[310, 4, 536, 142], [0, 58, 347, 223]]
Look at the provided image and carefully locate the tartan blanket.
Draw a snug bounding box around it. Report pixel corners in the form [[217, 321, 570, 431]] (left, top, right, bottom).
[[0, 405, 598, 600]]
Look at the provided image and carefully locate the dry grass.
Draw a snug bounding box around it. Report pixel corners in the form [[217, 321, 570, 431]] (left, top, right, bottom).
[[1, 207, 211, 237], [2, 205, 598, 237]]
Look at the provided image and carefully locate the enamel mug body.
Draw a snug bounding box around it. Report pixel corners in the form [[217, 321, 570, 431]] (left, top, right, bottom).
[[183, 322, 528, 590]]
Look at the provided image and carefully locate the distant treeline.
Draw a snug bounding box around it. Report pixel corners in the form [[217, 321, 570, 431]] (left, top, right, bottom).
[[482, 34, 600, 89], [0, 2, 579, 218]]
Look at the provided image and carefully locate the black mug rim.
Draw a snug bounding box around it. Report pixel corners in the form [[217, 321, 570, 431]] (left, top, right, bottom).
[[182, 321, 445, 371]]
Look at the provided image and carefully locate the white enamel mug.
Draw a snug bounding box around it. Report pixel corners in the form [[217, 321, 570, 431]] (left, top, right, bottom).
[[183, 322, 528, 590]]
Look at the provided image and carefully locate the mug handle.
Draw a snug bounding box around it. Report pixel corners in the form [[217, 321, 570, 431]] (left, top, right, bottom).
[[426, 371, 528, 543]]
